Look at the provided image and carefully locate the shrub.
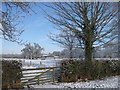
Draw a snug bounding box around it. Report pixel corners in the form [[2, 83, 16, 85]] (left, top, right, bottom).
[[59, 59, 120, 82], [2, 60, 23, 89], [60, 60, 80, 82]]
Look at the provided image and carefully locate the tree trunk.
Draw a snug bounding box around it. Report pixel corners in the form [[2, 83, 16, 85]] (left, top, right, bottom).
[[85, 41, 93, 61], [84, 41, 93, 77], [69, 46, 73, 59]]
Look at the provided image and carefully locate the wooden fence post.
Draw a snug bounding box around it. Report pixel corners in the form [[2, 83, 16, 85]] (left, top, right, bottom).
[[38, 77, 39, 85], [53, 68, 55, 82]]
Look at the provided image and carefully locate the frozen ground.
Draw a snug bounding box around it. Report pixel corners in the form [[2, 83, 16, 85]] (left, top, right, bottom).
[[2, 58, 119, 69], [2, 58, 62, 68], [2, 58, 120, 88], [31, 75, 119, 88]]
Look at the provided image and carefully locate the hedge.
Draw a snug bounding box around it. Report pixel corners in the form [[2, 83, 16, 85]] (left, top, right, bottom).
[[2, 60, 23, 89], [59, 59, 120, 82]]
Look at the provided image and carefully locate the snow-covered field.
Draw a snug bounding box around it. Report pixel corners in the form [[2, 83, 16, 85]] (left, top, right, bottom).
[[2, 58, 62, 69], [22, 59, 62, 68], [31, 75, 119, 88], [2, 58, 119, 69]]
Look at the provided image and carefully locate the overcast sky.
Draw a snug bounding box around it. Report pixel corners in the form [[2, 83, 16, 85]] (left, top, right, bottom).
[[2, 3, 63, 54]]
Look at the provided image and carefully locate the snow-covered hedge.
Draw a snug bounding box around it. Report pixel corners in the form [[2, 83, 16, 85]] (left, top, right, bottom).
[[2, 60, 23, 89], [59, 59, 120, 82]]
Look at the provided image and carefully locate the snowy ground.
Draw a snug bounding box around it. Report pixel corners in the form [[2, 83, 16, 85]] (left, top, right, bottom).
[[2, 58, 119, 69], [2, 58, 120, 88], [31, 75, 119, 88], [2, 58, 62, 68]]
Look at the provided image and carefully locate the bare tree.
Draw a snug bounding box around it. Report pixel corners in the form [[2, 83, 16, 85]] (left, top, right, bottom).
[[44, 2, 118, 61], [62, 48, 84, 58], [33, 43, 44, 59], [1, 2, 35, 44], [21, 43, 43, 59], [21, 43, 33, 59], [103, 41, 118, 58], [49, 29, 79, 58]]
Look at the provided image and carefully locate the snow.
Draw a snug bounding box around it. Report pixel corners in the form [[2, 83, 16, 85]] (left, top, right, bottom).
[[2, 58, 119, 70], [31, 75, 119, 88], [21, 59, 62, 68], [2, 58, 119, 88], [2, 58, 62, 69], [22, 66, 37, 69]]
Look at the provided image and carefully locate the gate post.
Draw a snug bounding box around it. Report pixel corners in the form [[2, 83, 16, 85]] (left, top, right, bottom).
[[38, 77, 39, 85], [53, 68, 55, 82]]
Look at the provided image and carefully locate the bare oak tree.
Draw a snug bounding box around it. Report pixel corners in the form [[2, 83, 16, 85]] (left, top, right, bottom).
[[44, 2, 118, 61], [1, 2, 35, 44]]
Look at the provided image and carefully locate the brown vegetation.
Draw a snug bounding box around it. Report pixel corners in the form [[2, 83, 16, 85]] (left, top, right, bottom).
[[59, 59, 120, 82], [2, 60, 23, 89]]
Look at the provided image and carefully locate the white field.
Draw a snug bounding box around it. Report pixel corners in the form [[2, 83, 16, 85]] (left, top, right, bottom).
[[31, 75, 119, 88], [2, 58, 119, 69], [2, 58, 62, 69]]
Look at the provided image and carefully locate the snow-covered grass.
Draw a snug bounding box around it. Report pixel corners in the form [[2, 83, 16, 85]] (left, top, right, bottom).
[[49, 58, 119, 60], [31, 75, 119, 88], [2, 58, 119, 69], [2, 58, 62, 69]]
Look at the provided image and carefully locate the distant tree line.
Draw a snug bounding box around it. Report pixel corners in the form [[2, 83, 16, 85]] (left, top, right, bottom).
[[51, 48, 84, 58], [2, 43, 44, 59], [51, 42, 118, 58], [2, 54, 21, 58], [2, 41, 118, 59], [93, 42, 118, 58]]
